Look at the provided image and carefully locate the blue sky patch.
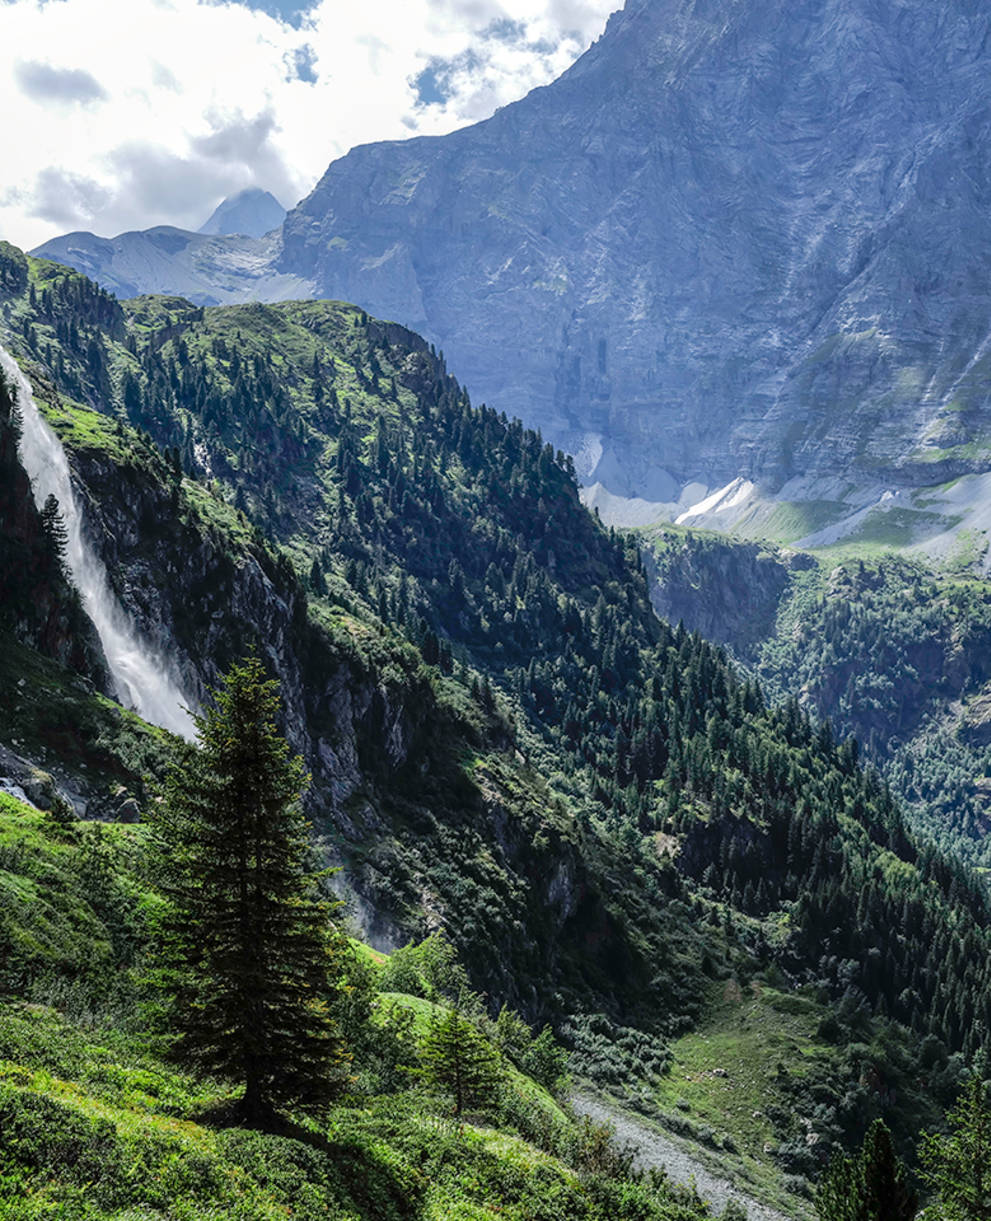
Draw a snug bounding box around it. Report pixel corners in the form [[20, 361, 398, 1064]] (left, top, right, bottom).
[[412, 64, 450, 108], [214, 0, 315, 28], [287, 44, 318, 84]]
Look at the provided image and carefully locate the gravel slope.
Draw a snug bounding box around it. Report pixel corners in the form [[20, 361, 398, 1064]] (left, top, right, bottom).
[[572, 1093, 799, 1221]]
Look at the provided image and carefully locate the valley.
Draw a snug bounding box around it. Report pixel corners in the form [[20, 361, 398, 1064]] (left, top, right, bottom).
[[5, 0, 991, 1215], [0, 233, 989, 1215]]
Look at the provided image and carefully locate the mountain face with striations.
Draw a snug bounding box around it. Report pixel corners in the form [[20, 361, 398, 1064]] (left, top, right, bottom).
[[33, 0, 991, 523]]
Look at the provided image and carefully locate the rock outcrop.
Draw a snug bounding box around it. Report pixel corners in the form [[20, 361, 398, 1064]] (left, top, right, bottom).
[[641, 529, 809, 655]]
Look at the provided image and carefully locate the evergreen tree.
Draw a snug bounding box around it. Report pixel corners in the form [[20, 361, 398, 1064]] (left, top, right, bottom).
[[920, 1074, 991, 1221], [150, 655, 348, 1127], [308, 556, 327, 596], [522, 1026, 569, 1092], [816, 1120, 916, 1221], [418, 1005, 501, 1117], [39, 493, 69, 574]]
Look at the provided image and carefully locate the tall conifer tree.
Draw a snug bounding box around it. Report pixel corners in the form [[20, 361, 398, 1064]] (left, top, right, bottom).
[[151, 655, 348, 1126], [816, 1120, 916, 1221], [418, 1006, 501, 1117], [920, 1073, 991, 1221]]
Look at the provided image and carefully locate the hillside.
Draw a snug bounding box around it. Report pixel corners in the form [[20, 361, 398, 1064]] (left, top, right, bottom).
[[1, 242, 989, 1205], [640, 524, 991, 871], [0, 788, 717, 1220]]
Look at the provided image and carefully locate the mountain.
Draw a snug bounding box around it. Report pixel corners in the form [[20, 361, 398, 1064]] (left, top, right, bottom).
[[30, 0, 991, 536], [198, 187, 287, 237], [2, 242, 990, 1205], [29, 225, 307, 306]]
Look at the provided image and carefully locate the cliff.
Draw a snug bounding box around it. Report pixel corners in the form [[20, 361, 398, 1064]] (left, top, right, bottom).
[[34, 0, 991, 510]]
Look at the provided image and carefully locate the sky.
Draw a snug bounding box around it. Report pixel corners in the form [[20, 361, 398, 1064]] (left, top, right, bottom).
[[0, 0, 619, 251]]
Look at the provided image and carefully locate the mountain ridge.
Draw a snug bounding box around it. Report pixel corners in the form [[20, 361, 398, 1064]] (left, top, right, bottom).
[[198, 187, 287, 237], [2, 245, 988, 1195], [31, 0, 991, 521]]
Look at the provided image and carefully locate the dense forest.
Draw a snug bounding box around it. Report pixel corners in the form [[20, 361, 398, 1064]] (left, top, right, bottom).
[[1, 240, 990, 1215], [640, 525, 991, 871]]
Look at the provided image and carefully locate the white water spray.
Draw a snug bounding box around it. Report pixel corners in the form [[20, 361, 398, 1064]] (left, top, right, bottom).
[[1, 345, 196, 739]]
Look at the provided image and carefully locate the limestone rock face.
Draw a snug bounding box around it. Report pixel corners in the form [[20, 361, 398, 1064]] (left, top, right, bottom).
[[34, 0, 991, 500], [278, 0, 991, 496]]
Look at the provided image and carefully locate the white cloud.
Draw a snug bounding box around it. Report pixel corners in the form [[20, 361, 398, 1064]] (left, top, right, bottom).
[[0, 0, 619, 250]]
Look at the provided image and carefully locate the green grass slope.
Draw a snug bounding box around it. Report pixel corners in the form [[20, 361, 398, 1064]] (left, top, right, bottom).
[[0, 791, 710, 1221]]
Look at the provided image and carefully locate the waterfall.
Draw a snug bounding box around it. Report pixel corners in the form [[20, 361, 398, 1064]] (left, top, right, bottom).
[[1, 345, 196, 740]]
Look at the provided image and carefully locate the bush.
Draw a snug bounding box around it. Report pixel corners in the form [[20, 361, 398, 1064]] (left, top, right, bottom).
[[379, 932, 470, 1002]]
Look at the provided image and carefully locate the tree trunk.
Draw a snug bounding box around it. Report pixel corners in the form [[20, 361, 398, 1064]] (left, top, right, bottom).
[[242, 1072, 274, 1129]]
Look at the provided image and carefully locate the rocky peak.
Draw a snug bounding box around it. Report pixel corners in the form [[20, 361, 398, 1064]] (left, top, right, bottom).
[[198, 188, 287, 238]]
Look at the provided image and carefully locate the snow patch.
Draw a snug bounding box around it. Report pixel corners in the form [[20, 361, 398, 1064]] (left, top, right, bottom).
[[676, 478, 755, 524]]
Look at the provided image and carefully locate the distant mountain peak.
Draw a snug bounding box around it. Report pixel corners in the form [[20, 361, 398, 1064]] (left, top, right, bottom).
[[198, 188, 286, 238]]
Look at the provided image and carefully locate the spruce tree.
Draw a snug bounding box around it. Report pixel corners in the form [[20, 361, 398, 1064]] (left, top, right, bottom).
[[920, 1074, 991, 1221], [816, 1120, 916, 1221], [40, 493, 69, 575], [150, 655, 348, 1127], [418, 1005, 501, 1117]]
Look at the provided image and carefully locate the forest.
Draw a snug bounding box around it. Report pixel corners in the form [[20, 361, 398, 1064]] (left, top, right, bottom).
[[1, 240, 990, 1216]]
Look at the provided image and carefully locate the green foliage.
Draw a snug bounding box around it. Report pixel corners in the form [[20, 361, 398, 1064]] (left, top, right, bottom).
[[0, 1000, 706, 1221], [0, 791, 148, 1015], [815, 1120, 916, 1221], [0, 241, 29, 297], [919, 1074, 991, 1221], [0, 635, 171, 816], [38, 493, 69, 577], [378, 932, 471, 1002], [149, 656, 348, 1125], [416, 1004, 503, 1116], [494, 1005, 569, 1092], [0, 741, 699, 1219], [4, 248, 991, 1195], [645, 531, 991, 874]]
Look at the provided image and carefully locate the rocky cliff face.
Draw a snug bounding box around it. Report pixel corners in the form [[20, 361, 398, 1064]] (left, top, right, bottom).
[[33, 0, 991, 506], [277, 0, 991, 501], [641, 529, 811, 654]]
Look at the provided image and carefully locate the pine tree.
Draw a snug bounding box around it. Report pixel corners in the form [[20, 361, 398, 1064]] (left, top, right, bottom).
[[39, 493, 69, 574], [309, 556, 327, 596], [920, 1073, 991, 1221], [816, 1120, 916, 1221], [150, 656, 348, 1127], [418, 1005, 501, 1117]]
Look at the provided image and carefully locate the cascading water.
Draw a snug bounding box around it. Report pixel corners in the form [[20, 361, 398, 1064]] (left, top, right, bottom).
[[1, 345, 196, 739]]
